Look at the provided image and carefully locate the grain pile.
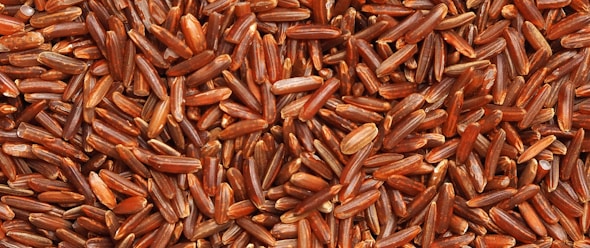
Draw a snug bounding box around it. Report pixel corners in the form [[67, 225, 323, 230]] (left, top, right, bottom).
[[0, 0, 589, 247]]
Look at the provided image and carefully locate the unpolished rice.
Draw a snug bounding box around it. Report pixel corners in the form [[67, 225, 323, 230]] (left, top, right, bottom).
[[1, 0, 590, 247]]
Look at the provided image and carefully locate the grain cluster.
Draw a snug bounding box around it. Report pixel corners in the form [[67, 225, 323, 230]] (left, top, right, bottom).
[[0, 0, 589, 247]]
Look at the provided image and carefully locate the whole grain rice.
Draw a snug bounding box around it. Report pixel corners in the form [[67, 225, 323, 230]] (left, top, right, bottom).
[[1, 0, 590, 247]]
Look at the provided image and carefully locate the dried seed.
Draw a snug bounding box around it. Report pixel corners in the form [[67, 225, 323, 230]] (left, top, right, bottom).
[[186, 54, 232, 86], [490, 207, 535, 243], [340, 123, 378, 155], [466, 188, 517, 208], [376, 44, 418, 78], [218, 119, 268, 140], [299, 78, 340, 121], [374, 225, 421, 248], [547, 13, 590, 40], [147, 155, 201, 174], [236, 217, 276, 246], [333, 189, 380, 219], [404, 4, 448, 44], [286, 24, 341, 39]]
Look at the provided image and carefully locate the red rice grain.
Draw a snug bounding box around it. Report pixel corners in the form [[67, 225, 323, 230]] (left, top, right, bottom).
[[0, 0, 589, 247]]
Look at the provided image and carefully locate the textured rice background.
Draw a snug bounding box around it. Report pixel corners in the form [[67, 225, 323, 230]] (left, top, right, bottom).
[[0, 0, 589, 247]]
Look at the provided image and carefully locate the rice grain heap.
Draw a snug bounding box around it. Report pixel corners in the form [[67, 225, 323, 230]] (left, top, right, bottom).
[[0, 0, 589, 247]]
